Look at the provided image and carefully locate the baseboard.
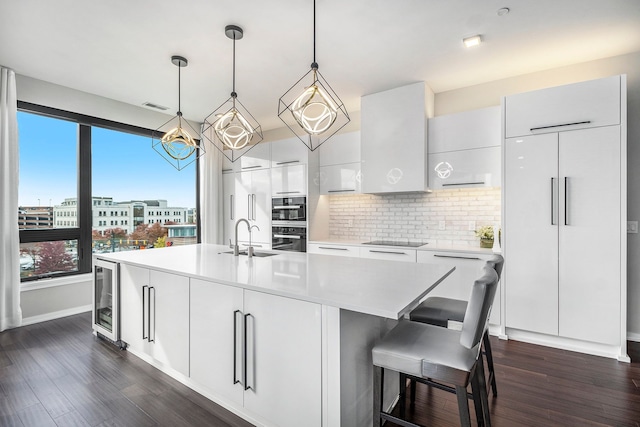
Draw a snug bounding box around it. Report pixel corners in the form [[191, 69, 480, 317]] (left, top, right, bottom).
[[627, 332, 640, 342], [21, 305, 92, 326]]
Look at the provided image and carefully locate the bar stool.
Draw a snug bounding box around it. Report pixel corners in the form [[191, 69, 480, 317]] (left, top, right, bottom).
[[372, 266, 499, 427], [410, 254, 504, 397]]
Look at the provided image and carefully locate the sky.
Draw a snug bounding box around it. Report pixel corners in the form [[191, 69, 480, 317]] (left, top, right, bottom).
[[18, 111, 197, 209]]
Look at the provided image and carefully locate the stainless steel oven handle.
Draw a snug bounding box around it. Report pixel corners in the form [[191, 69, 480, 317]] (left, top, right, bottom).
[[273, 234, 302, 239], [272, 205, 301, 209]]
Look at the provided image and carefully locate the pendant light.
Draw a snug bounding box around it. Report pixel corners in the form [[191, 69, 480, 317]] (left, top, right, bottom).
[[152, 55, 204, 170], [203, 25, 263, 163], [277, 0, 350, 151]]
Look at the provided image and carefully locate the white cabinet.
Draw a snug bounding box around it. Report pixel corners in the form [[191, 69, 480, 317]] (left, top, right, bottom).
[[222, 142, 271, 173], [417, 251, 500, 325], [189, 279, 321, 427], [427, 106, 501, 189], [307, 242, 360, 257], [504, 76, 624, 346], [270, 137, 308, 167], [119, 264, 189, 376], [319, 131, 361, 166], [428, 147, 501, 189], [224, 169, 271, 245], [190, 278, 244, 407], [271, 164, 306, 197], [360, 247, 417, 262], [361, 82, 432, 193], [243, 290, 322, 427], [319, 163, 362, 195], [504, 75, 621, 138]]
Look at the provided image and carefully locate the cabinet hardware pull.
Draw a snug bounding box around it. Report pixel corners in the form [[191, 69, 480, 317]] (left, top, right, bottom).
[[433, 254, 481, 260], [442, 182, 485, 186], [230, 195, 234, 220], [276, 160, 300, 165], [319, 246, 348, 251], [276, 191, 301, 194], [252, 194, 257, 220], [274, 234, 301, 240], [142, 285, 148, 340], [247, 195, 252, 220], [530, 121, 591, 132], [564, 177, 569, 226], [241, 165, 262, 170], [222, 168, 233, 172], [551, 178, 556, 225], [233, 310, 241, 385], [369, 250, 406, 255], [149, 287, 155, 343], [244, 313, 252, 391], [328, 189, 356, 193], [273, 205, 301, 209]]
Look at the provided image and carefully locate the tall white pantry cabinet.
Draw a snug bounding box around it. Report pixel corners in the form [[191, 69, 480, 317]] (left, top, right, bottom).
[[502, 75, 628, 360]]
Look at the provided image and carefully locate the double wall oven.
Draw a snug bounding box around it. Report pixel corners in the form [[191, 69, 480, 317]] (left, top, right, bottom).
[[272, 196, 307, 252]]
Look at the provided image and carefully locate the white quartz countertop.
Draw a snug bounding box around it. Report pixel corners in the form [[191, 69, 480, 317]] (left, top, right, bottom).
[[95, 244, 455, 319], [309, 239, 495, 254]]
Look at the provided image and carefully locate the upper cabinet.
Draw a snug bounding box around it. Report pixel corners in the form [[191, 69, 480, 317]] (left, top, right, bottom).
[[271, 137, 308, 167], [222, 142, 271, 173], [361, 82, 433, 193], [319, 131, 361, 166], [504, 75, 621, 138], [427, 106, 501, 189], [318, 131, 361, 195], [272, 164, 307, 196]]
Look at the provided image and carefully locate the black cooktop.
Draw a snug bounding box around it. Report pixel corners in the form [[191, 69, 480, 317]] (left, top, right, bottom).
[[361, 240, 425, 248]]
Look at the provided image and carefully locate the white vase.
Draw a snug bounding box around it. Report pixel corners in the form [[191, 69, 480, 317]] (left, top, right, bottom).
[[492, 225, 502, 253]]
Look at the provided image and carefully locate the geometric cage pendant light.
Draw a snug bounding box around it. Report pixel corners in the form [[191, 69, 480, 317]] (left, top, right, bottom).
[[203, 25, 264, 163], [277, 0, 350, 152], [152, 55, 204, 171]]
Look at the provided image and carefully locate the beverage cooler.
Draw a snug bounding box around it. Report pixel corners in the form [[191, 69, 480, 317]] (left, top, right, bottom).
[[92, 259, 119, 342]]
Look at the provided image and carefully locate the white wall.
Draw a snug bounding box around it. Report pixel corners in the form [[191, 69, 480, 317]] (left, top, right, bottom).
[[434, 51, 640, 339]]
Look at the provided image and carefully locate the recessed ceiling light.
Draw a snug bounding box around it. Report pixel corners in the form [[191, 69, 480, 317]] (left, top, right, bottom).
[[142, 101, 169, 111], [463, 35, 482, 48], [497, 7, 510, 16]]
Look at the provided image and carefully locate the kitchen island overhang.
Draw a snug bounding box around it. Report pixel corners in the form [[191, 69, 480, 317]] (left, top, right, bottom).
[[94, 244, 455, 427]]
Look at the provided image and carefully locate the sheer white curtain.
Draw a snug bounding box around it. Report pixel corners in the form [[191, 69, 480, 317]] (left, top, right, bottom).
[[198, 125, 224, 244], [0, 66, 22, 332]]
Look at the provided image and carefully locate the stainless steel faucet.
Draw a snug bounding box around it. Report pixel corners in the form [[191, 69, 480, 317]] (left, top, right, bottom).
[[248, 225, 260, 257], [234, 218, 251, 256]]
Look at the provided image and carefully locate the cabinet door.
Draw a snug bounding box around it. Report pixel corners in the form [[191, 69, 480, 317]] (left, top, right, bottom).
[[119, 263, 148, 354], [361, 82, 428, 193], [190, 279, 244, 406], [307, 243, 360, 257], [360, 247, 417, 262], [271, 164, 306, 196], [504, 133, 559, 336], [270, 137, 308, 167], [236, 142, 271, 171], [505, 75, 621, 138], [319, 131, 361, 166], [428, 147, 500, 189], [148, 270, 190, 376], [319, 163, 362, 195], [428, 106, 500, 153], [558, 126, 621, 345], [243, 291, 322, 427]]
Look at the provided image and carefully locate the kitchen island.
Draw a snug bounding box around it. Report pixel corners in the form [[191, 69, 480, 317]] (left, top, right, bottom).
[[95, 244, 455, 427]]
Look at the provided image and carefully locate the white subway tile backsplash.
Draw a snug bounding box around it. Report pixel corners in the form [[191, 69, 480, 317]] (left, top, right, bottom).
[[328, 187, 501, 245]]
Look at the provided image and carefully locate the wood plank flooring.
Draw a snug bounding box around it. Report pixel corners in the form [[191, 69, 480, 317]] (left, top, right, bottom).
[[1, 312, 639, 426]]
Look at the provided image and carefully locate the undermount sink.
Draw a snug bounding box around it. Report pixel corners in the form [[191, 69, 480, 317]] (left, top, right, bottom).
[[222, 250, 278, 258]]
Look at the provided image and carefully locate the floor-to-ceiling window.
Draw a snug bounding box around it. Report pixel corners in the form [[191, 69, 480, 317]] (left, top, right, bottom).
[[18, 102, 199, 282]]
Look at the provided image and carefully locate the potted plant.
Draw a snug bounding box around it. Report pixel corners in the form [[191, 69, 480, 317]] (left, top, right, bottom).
[[475, 225, 495, 248]]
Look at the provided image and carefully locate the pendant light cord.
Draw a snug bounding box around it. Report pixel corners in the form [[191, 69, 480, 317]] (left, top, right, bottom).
[[313, 0, 316, 65], [232, 35, 236, 95], [177, 63, 182, 114]]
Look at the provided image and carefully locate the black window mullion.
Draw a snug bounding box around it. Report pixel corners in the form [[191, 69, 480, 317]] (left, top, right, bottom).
[[78, 124, 92, 274]]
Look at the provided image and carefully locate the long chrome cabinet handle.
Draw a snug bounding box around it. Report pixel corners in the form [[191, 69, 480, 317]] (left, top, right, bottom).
[[247, 195, 252, 220], [551, 178, 556, 225], [433, 254, 481, 260], [243, 313, 252, 391], [241, 165, 262, 170], [276, 160, 300, 165], [442, 182, 485, 186], [328, 189, 355, 193], [252, 194, 257, 220], [564, 177, 569, 226], [368, 250, 407, 255], [276, 191, 301, 194], [530, 121, 591, 132], [233, 310, 241, 385], [230, 195, 234, 220], [319, 246, 348, 251], [142, 285, 148, 340], [148, 287, 155, 343]]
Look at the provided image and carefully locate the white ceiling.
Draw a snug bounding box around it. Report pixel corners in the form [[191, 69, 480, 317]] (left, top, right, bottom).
[[1, 0, 639, 130]]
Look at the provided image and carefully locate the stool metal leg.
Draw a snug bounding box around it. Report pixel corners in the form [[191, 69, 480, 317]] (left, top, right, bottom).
[[470, 365, 485, 427], [455, 385, 472, 427], [482, 331, 498, 397], [399, 373, 407, 417], [476, 355, 492, 427], [373, 366, 383, 427]]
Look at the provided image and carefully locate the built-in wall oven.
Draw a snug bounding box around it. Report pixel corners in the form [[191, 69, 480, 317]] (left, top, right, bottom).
[[272, 196, 307, 252]]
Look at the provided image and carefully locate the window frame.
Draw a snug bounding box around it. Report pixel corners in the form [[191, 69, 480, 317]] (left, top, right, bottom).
[[18, 101, 202, 282]]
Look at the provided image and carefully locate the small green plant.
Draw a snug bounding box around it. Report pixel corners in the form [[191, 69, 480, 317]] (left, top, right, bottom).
[[475, 225, 494, 240]]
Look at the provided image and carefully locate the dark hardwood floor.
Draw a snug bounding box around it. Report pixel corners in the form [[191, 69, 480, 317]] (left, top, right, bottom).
[[1, 312, 639, 426]]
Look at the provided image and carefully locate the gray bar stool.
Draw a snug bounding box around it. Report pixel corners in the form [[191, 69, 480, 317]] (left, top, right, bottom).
[[410, 254, 504, 397], [372, 266, 499, 427]]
